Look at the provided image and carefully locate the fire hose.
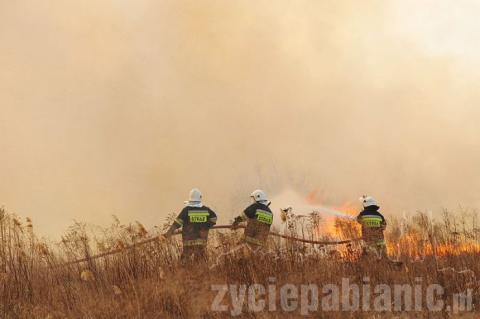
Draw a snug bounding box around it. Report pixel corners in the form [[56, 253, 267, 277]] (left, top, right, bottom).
[[59, 225, 362, 266]]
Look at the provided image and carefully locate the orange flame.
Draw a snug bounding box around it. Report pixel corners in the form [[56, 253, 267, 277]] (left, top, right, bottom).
[[389, 234, 480, 258], [305, 189, 324, 205], [306, 191, 480, 258]]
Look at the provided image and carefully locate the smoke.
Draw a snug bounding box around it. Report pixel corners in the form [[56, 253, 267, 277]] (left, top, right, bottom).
[[270, 189, 356, 220], [1, 0, 480, 236]]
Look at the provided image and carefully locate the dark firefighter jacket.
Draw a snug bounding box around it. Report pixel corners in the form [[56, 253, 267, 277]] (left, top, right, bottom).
[[242, 202, 273, 246], [173, 206, 217, 247], [356, 206, 386, 246]]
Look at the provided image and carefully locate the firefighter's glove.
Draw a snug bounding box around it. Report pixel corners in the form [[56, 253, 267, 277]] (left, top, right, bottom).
[[231, 216, 243, 230]]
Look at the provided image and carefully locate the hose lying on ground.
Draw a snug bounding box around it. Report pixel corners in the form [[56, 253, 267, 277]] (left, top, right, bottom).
[[58, 224, 362, 266]]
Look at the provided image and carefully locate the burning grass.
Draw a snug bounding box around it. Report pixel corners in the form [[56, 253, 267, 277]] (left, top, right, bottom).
[[0, 207, 480, 318]]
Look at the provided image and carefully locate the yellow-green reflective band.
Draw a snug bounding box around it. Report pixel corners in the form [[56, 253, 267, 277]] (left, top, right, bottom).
[[245, 236, 264, 246], [256, 210, 273, 224], [361, 216, 383, 228], [188, 211, 209, 223], [183, 239, 207, 247], [363, 222, 382, 227], [175, 218, 184, 226], [209, 217, 217, 223], [361, 215, 383, 221]]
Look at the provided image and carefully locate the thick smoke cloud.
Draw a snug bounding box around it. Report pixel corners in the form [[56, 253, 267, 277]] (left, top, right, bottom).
[[1, 0, 480, 236]]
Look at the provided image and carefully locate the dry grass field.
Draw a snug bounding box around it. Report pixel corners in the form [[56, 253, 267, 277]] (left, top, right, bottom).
[[1, 207, 479, 318]]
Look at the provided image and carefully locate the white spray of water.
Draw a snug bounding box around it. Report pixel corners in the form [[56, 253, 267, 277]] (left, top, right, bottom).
[[269, 189, 357, 231], [312, 207, 357, 221]]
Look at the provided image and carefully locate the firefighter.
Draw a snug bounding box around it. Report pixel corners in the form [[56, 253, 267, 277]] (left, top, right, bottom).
[[232, 190, 273, 248], [357, 195, 387, 259], [163, 188, 217, 262]]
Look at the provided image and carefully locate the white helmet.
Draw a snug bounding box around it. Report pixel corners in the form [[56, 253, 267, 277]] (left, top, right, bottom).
[[251, 189, 268, 203], [188, 188, 202, 202], [360, 195, 379, 208]]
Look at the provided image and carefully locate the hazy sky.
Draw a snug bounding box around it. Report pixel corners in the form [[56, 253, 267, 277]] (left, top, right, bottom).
[[1, 0, 480, 236]]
